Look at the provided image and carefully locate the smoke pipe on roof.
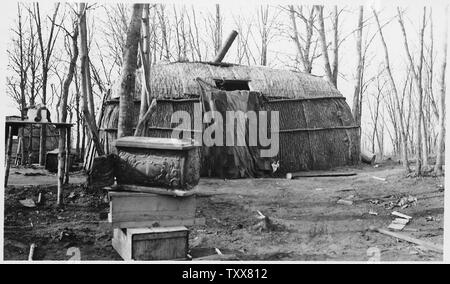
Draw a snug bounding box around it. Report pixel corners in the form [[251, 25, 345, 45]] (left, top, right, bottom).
[[213, 30, 238, 63]]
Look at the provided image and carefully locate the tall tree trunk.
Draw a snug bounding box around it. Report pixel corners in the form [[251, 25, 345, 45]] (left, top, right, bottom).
[[352, 6, 364, 127], [331, 6, 339, 87], [373, 9, 410, 172], [315, 6, 335, 87], [74, 69, 81, 159], [138, 4, 150, 122], [398, 8, 426, 175], [17, 3, 27, 166], [57, 25, 79, 206], [79, 3, 104, 156], [117, 4, 143, 138], [435, 6, 447, 175]]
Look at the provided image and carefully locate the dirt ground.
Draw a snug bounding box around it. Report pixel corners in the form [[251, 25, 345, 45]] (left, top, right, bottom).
[[3, 161, 444, 261]]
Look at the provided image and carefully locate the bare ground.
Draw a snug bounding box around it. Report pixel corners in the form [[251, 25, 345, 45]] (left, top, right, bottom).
[[3, 161, 444, 261]]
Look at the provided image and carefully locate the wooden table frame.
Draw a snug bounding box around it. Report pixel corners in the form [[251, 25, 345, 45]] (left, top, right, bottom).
[[5, 121, 72, 206]]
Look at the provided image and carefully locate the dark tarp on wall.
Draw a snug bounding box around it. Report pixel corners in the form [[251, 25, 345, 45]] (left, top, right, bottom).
[[203, 90, 272, 179]]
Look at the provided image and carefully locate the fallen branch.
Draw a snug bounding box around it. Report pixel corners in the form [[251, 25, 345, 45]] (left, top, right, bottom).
[[369, 226, 443, 253]]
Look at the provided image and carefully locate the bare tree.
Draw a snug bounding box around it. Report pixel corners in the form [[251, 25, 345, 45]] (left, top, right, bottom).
[[373, 9, 410, 172], [315, 5, 339, 87], [288, 5, 318, 73], [57, 17, 79, 205], [368, 70, 387, 156], [32, 2, 61, 165], [7, 4, 29, 165], [157, 4, 171, 61], [398, 7, 426, 175], [233, 15, 257, 65], [117, 4, 143, 138], [435, 6, 448, 175], [79, 3, 104, 156], [186, 6, 204, 61], [352, 6, 364, 126]]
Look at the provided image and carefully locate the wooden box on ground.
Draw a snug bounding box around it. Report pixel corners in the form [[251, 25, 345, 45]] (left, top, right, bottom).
[[113, 137, 200, 190], [112, 226, 189, 260], [108, 189, 197, 229], [45, 149, 75, 173]]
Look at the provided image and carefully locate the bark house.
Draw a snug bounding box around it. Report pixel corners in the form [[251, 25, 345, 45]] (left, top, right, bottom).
[[93, 62, 360, 178]]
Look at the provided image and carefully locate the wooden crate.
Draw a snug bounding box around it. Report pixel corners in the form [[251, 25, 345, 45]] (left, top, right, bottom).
[[112, 226, 189, 260], [108, 190, 197, 229]]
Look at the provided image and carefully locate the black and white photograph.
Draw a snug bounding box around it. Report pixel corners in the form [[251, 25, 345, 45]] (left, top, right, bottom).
[[0, 0, 448, 265]]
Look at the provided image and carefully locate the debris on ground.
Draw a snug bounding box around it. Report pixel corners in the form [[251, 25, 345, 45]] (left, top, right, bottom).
[[392, 211, 412, 220], [397, 195, 417, 209], [68, 192, 77, 200], [337, 194, 355, 206], [387, 211, 412, 231], [253, 210, 279, 232], [58, 228, 76, 243], [36, 192, 45, 205], [388, 218, 410, 231], [19, 198, 36, 208], [28, 243, 36, 261], [425, 216, 439, 222], [24, 172, 46, 176], [337, 199, 353, 206], [371, 176, 386, 181]]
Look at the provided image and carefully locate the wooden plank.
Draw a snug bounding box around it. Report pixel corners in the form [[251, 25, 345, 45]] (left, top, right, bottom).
[[291, 171, 356, 178], [114, 136, 196, 150], [109, 184, 197, 197], [370, 226, 443, 253], [109, 192, 197, 228], [112, 228, 132, 260], [6, 121, 72, 128], [110, 217, 205, 229], [392, 211, 412, 220]]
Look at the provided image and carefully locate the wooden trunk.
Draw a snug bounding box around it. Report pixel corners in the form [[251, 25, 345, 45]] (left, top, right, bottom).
[[108, 190, 197, 228], [114, 137, 200, 190], [112, 226, 189, 260]]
